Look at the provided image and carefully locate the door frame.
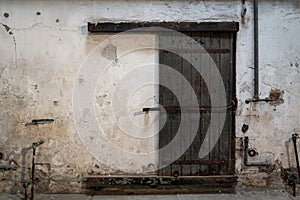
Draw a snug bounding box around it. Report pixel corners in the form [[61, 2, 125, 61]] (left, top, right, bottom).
[[83, 21, 238, 194]]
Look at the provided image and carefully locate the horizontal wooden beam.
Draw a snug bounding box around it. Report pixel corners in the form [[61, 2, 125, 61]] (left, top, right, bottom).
[[82, 175, 237, 194], [171, 160, 228, 165], [88, 22, 239, 33]]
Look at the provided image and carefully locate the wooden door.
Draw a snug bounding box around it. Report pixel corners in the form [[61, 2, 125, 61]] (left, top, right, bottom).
[[158, 31, 236, 176]]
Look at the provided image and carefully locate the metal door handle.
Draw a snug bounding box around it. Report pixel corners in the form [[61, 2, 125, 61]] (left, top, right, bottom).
[[142, 107, 161, 112], [142, 99, 237, 113]]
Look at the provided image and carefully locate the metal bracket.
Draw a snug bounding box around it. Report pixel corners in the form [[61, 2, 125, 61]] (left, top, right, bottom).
[[141, 99, 237, 114], [245, 97, 274, 104], [25, 119, 54, 127], [244, 137, 271, 166]]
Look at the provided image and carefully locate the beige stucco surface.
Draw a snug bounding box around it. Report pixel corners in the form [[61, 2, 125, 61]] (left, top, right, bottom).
[[0, 0, 300, 193]]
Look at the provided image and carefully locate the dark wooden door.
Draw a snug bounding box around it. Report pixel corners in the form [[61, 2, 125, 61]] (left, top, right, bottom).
[[158, 31, 236, 176]]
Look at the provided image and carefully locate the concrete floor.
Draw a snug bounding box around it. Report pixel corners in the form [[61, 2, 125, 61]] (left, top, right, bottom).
[[0, 189, 298, 200]]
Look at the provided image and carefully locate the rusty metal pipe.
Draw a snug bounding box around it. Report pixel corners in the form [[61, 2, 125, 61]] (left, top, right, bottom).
[[30, 141, 44, 200], [31, 147, 36, 200], [24, 119, 53, 200], [245, 98, 273, 104], [245, 0, 273, 104], [253, 0, 259, 99], [292, 134, 300, 179]]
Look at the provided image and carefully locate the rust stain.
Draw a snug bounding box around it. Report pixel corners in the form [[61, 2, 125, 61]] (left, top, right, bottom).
[[144, 112, 150, 126], [269, 89, 284, 106], [102, 43, 117, 61]]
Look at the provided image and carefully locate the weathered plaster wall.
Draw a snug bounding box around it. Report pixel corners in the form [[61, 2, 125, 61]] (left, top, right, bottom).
[[235, 0, 300, 187], [0, 0, 300, 193]]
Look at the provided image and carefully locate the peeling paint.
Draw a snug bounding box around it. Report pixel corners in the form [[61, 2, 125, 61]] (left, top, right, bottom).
[[2, 23, 11, 33], [241, 124, 249, 133], [1, 23, 18, 68], [269, 89, 284, 106], [0, 0, 299, 194], [101, 43, 117, 61], [3, 13, 9, 18]]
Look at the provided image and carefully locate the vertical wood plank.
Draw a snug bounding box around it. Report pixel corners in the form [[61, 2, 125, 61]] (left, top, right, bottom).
[[199, 32, 211, 175], [219, 32, 231, 174], [180, 32, 193, 175], [229, 33, 235, 173], [159, 32, 173, 176], [170, 33, 182, 176], [209, 32, 221, 175], [190, 32, 205, 176]]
